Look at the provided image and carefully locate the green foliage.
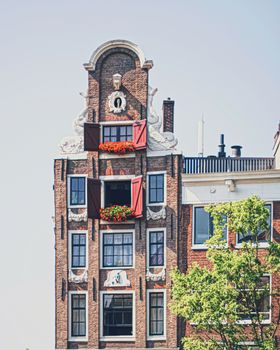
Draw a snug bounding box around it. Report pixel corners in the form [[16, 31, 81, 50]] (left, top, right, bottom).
[[170, 196, 280, 350]]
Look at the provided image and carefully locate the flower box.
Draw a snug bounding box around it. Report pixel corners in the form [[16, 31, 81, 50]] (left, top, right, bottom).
[[100, 205, 135, 222], [99, 141, 135, 154]]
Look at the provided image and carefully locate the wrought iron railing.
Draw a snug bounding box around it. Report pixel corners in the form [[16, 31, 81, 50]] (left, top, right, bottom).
[[184, 157, 274, 174]]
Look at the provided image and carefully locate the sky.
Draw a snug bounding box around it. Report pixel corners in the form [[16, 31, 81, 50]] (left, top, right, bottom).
[[0, 1, 279, 349]]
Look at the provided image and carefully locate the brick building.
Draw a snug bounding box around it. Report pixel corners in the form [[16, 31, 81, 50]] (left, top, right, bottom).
[[54, 40, 280, 349]]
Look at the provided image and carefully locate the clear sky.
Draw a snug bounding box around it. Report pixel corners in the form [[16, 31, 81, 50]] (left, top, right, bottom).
[[0, 1, 279, 349]]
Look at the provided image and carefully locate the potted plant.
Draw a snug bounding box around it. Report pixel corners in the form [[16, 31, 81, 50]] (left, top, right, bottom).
[[99, 141, 135, 154], [100, 205, 135, 222]]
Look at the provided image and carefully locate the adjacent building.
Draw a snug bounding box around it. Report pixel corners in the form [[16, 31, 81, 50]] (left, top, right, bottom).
[[54, 40, 280, 349]]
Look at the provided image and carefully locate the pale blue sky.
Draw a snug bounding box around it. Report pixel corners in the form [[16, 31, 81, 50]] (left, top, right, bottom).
[[0, 1, 279, 349]]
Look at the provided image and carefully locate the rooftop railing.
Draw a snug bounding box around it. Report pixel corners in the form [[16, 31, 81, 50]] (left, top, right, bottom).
[[184, 156, 275, 174]]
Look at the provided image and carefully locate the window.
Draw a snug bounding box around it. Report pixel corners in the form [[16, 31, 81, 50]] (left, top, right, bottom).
[[149, 230, 165, 267], [237, 276, 271, 323], [237, 204, 272, 245], [148, 173, 165, 204], [71, 294, 86, 337], [193, 206, 227, 246], [103, 125, 133, 142], [103, 294, 133, 337], [103, 232, 133, 268], [71, 233, 86, 268], [69, 176, 86, 206], [148, 291, 165, 338], [104, 181, 131, 207]]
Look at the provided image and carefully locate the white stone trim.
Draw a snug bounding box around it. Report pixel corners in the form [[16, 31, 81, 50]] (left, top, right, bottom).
[[146, 227, 166, 269], [146, 171, 167, 207], [99, 290, 136, 341], [146, 206, 166, 221], [100, 229, 136, 269], [68, 269, 88, 283], [67, 174, 87, 209], [84, 39, 152, 71], [147, 289, 166, 341], [68, 208, 88, 222], [68, 230, 88, 270], [68, 291, 88, 342]]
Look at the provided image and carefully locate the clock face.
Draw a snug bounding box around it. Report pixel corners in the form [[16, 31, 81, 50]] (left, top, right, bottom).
[[108, 91, 126, 114]]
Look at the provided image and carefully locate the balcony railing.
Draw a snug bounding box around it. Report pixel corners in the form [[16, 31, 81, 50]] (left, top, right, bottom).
[[184, 157, 274, 174]]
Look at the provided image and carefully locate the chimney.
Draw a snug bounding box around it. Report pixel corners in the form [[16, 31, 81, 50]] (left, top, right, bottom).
[[163, 98, 175, 133], [231, 145, 242, 157], [218, 134, 226, 158]]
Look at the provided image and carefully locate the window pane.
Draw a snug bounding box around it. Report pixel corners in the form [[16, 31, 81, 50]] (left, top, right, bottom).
[[104, 234, 113, 244], [150, 175, 157, 188], [194, 207, 209, 245], [103, 233, 133, 267], [157, 175, 164, 188]]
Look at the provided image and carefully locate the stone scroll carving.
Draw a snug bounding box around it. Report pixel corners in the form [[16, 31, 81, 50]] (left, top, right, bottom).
[[147, 87, 178, 151], [59, 92, 89, 155], [68, 209, 88, 222], [146, 206, 166, 221], [68, 269, 88, 283], [146, 268, 166, 282], [104, 270, 131, 287]]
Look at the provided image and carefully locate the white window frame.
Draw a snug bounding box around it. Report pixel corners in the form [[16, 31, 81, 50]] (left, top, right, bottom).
[[100, 175, 134, 209], [100, 229, 135, 269], [68, 230, 88, 270], [235, 202, 273, 249], [146, 171, 167, 207], [100, 290, 135, 341], [67, 174, 87, 209], [192, 204, 228, 250], [68, 291, 88, 342], [147, 289, 166, 340], [146, 228, 167, 269], [237, 274, 272, 325]]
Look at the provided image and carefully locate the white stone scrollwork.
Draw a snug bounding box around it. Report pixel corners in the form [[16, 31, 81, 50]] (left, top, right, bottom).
[[104, 270, 131, 287], [146, 206, 166, 221], [68, 209, 88, 222], [147, 87, 178, 151], [68, 269, 88, 283], [146, 268, 166, 282], [59, 91, 89, 155], [108, 91, 126, 114]]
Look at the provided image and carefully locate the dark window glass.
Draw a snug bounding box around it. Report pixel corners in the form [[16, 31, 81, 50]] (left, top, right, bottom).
[[149, 174, 164, 204], [70, 177, 85, 206], [103, 125, 133, 142], [105, 181, 131, 207], [103, 233, 133, 267], [103, 294, 133, 336], [71, 294, 86, 337], [237, 204, 271, 244], [194, 207, 227, 245], [149, 292, 164, 336], [237, 276, 270, 322], [72, 234, 86, 268], [149, 231, 164, 267]]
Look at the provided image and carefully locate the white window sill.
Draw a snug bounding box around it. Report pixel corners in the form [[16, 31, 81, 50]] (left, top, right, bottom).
[[147, 336, 166, 341], [236, 243, 269, 249], [100, 220, 135, 225], [68, 204, 87, 209], [101, 266, 134, 270], [147, 202, 166, 207], [100, 336, 135, 342], [99, 152, 136, 159], [68, 336, 88, 342], [237, 319, 271, 325], [192, 245, 208, 250], [147, 265, 166, 269]]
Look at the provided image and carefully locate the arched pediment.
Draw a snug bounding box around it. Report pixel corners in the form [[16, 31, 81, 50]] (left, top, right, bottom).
[[83, 39, 153, 71]]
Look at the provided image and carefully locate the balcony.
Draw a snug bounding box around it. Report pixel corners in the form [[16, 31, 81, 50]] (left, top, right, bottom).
[[184, 156, 275, 175]]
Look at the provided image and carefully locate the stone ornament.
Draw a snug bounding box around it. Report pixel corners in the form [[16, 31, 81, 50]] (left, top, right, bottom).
[[104, 270, 131, 287], [146, 206, 166, 221], [68, 209, 88, 222], [59, 91, 88, 155], [108, 91, 126, 114], [147, 86, 178, 151], [68, 269, 88, 283], [146, 268, 166, 282]]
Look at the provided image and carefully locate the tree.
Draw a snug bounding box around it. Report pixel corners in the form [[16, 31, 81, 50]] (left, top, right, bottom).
[[170, 196, 280, 350]]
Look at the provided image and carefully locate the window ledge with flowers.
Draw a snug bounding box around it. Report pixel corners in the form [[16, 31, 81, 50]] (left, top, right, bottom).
[[99, 141, 135, 155], [100, 205, 136, 222]]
